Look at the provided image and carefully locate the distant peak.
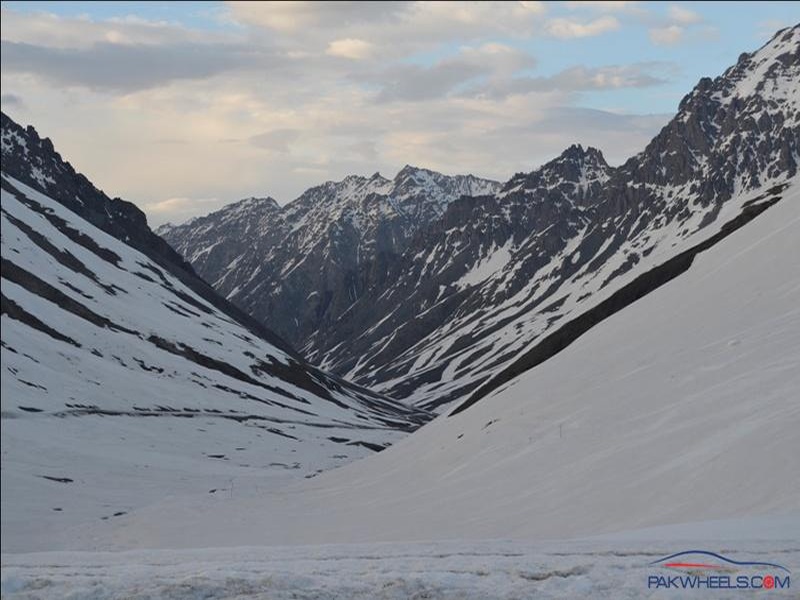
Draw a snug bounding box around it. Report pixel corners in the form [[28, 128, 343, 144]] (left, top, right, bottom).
[[556, 144, 607, 166], [500, 144, 610, 196], [232, 196, 280, 211], [396, 164, 431, 178]]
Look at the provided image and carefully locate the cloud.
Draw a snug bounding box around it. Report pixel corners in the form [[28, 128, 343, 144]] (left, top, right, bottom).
[[0, 7, 219, 49], [144, 197, 220, 215], [1, 93, 24, 108], [646, 4, 706, 46], [227, 1, 409, 32], [326, 38, 374, 59], [250, 129, 302, 153], [369, 61, 487, 102], [1, 40, 273, 93], [649, 24, 684, 46], [378, 102, 670, 180], [545, 16, 620, 39], [143, 196, 225, 224], [564, 1, 639, 11], [474, 62, 672, 99], [359, 43, 537, 102], [667, 5, 702, 25], [347, 139, 379, 161], [227, 0, 548, 52], [537, 63, 670, 90]]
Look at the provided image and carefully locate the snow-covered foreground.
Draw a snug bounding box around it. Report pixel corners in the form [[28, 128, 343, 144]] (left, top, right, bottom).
[[59, 182, 799, 552], [3, 518, 798, 599]]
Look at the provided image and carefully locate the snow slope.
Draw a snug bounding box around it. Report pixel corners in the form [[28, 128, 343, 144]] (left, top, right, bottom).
[[69, 180, 799, 550], [0, 174, 428, 553]]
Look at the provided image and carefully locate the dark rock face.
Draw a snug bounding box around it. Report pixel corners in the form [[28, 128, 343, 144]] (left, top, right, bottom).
[[163, 26, 799, 412], [158, 167, 500, 345]]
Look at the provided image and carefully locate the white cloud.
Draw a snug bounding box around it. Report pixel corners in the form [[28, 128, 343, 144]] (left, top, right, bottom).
[[473, 62, 672, 98], [667, 5, 702, 25], [227, 0, 548, 53], [1, 39, 270, 92], [357, 43, 538, 102], [326, 38, 374, 59], [564, 1, 638, 11], [646, 4, 706, 46], [0, 7, 221, 49], [545, 16, 620, 39], [250, 129, 301, 153], [649, 24, 683, 45], [143, 197, 224, 224], [226, 1, 408, 32]]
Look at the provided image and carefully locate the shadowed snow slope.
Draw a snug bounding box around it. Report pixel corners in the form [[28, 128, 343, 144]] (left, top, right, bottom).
[[66, 181, 799, 550], [0, 171, 428, 553]]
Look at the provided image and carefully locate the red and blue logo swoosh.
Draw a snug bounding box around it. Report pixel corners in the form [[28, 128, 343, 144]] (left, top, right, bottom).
[[650, 550, 791, 573]]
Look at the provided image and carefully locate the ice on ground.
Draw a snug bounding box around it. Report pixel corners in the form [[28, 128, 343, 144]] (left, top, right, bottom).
[[2, 517, 798, 600]]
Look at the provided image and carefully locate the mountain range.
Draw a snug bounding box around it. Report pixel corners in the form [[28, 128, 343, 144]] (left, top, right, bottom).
[[161, 25, 799, 412], [157, 166, 500, 346]]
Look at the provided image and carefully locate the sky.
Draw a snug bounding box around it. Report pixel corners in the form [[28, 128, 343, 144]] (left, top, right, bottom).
[[1, 1, 797, 226]]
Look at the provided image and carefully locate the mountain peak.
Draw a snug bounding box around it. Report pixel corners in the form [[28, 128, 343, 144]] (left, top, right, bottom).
[[238, 195, 280, 210], [394, 164, 432, 182], [628, 23, 798, 194], [677, 24, 798, 112], [501, 144, 611, 197], [556, 144, 608, 167], [718, 23, 799, 101]]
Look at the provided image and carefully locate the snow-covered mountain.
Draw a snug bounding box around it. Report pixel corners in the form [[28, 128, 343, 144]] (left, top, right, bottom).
[[160, 28, 799, 414], [62, 159, 800, 552], [0, 114, 429, 551], [158, 166, 500, 345], [298, 25, 799, 411]]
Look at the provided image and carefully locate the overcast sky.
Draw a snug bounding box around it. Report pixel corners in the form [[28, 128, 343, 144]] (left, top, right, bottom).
[[1, 1, 797, 226]]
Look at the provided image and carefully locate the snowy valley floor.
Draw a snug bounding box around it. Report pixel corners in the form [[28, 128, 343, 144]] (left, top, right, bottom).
[[2, 516, 799, 599], [2, 184, 799, 599]]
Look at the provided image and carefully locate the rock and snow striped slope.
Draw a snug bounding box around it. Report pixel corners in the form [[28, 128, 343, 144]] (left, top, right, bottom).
[[158, 166, 500, 347], [0, 172, 428, 552], [72, 179, 799, 550], [303, 25, 800, 411]]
